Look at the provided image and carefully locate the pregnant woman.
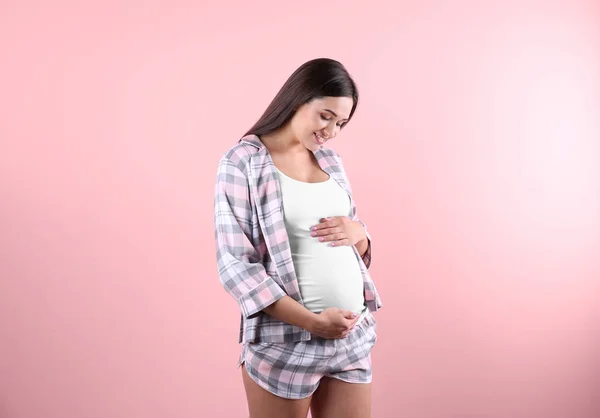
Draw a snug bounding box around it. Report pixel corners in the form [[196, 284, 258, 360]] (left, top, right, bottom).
[[214, 58, 382, 418]]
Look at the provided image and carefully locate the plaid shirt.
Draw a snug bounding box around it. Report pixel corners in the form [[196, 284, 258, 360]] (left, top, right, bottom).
[[214, 134, 382, 343]]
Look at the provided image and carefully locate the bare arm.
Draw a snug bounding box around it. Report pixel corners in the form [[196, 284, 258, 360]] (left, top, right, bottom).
[[262, 296, 318, 331], [355, 236, 369, 258], [263, 296, 360, 339]]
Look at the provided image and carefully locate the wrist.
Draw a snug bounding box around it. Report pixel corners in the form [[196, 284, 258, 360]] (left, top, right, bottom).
[[356, 235, 369, 257], [301, 311, 320, 333], [354, 220, 367, 242]]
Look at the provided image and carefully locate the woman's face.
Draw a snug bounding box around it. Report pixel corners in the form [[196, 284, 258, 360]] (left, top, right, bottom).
[[290, 96, 354, 152]]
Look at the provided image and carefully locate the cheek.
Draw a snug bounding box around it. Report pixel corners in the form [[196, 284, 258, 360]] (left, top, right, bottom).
[[313, 116, 328, 131], [301, 117, 320, 133], [293, 112, 326, 134]]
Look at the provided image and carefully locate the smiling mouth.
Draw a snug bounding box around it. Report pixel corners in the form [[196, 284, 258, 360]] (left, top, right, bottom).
[[314, 132, 327, 144]]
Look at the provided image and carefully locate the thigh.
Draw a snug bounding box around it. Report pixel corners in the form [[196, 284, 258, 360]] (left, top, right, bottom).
[[241, 364, 312, 418], [310, 376, 371, 418]]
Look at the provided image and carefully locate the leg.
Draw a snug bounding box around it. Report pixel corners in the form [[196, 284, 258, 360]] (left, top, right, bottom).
[[310, 376, 371, 418], [311, 311, 377, 417], [241, 363, 312, 418]]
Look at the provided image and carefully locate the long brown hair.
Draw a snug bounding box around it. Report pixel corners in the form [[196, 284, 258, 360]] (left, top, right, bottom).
[[243, 58, 359, 138]]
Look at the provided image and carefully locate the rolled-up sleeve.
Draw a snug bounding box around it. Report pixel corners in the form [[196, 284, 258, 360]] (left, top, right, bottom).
[[214, 158, 286, 318]]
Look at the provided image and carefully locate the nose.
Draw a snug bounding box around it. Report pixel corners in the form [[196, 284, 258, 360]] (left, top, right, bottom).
[[324, 123, 337, 139]]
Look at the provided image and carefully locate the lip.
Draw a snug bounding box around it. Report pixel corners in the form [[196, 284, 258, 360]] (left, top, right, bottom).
[[314, 132, 327, 145]]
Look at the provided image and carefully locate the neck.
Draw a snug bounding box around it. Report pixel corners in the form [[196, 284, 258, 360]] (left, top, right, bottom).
[[260, 126, 307, 156]]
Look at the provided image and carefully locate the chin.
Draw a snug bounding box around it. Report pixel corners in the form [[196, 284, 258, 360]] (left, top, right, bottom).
[[307, 142, 321, 151], [301, 139, 318, 151]]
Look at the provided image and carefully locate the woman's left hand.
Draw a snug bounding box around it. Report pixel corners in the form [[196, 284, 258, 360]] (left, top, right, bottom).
[[310, 216, 366, 247]]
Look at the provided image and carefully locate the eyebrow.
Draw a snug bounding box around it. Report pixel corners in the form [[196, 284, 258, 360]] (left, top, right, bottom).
[[323, 109, 349, 121]]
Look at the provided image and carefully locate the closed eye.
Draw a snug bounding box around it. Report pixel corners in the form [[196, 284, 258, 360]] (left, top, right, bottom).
[[320, 114, 344, 127]]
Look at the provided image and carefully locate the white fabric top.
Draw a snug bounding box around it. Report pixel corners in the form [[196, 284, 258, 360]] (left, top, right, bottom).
[[276, 167, 366, 316]]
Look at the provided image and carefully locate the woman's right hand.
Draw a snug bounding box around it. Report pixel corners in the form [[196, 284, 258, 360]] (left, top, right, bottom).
[[309, 307, 360, 339]]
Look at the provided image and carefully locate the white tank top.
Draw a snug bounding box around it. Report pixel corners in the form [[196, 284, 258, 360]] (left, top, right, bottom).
[[276, 167, 366, 315]]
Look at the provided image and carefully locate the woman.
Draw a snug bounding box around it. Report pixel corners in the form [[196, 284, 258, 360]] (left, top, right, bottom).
[[214, 58, 382, 418]]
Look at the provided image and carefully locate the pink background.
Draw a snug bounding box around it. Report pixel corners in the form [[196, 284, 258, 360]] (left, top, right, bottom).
[[1, 1, 599, 417]]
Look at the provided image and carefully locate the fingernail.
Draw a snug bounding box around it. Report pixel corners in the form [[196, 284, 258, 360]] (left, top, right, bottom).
[[311, 232, 317, 236], [319, 237, 324, 242], [329, 242, 335, 246], [353, 313, 358, 317], [311, 226, 317, 231]]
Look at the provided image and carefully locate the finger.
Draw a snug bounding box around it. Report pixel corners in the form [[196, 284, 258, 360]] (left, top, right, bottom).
[[342, 310, 357, 319], [311, 226, 342, 237], [311, 218, 340, 230], [327, 238, 350, 247], [319, 217, 340, 224], [312, 229, 342, 240], [322, 216, 350, 226], [346, 315, 361, 328], [339, 319, 358, 332], [318, 233, 346, 243]]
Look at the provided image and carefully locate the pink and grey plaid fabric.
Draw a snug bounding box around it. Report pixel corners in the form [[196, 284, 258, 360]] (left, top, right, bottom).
[[214, 134, 382, 344], [240, 310, 378, 399]]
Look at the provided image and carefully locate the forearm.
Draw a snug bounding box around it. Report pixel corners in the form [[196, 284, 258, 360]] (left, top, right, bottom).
[[262, 295, 318, 332], [355, 236, 369, 258]]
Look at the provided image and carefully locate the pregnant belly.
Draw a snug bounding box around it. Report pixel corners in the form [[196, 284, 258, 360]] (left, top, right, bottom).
[[292, 245, 365, 314]]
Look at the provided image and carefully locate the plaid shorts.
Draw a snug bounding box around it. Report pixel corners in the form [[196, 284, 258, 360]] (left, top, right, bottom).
[[238, 310, 378, 399]]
